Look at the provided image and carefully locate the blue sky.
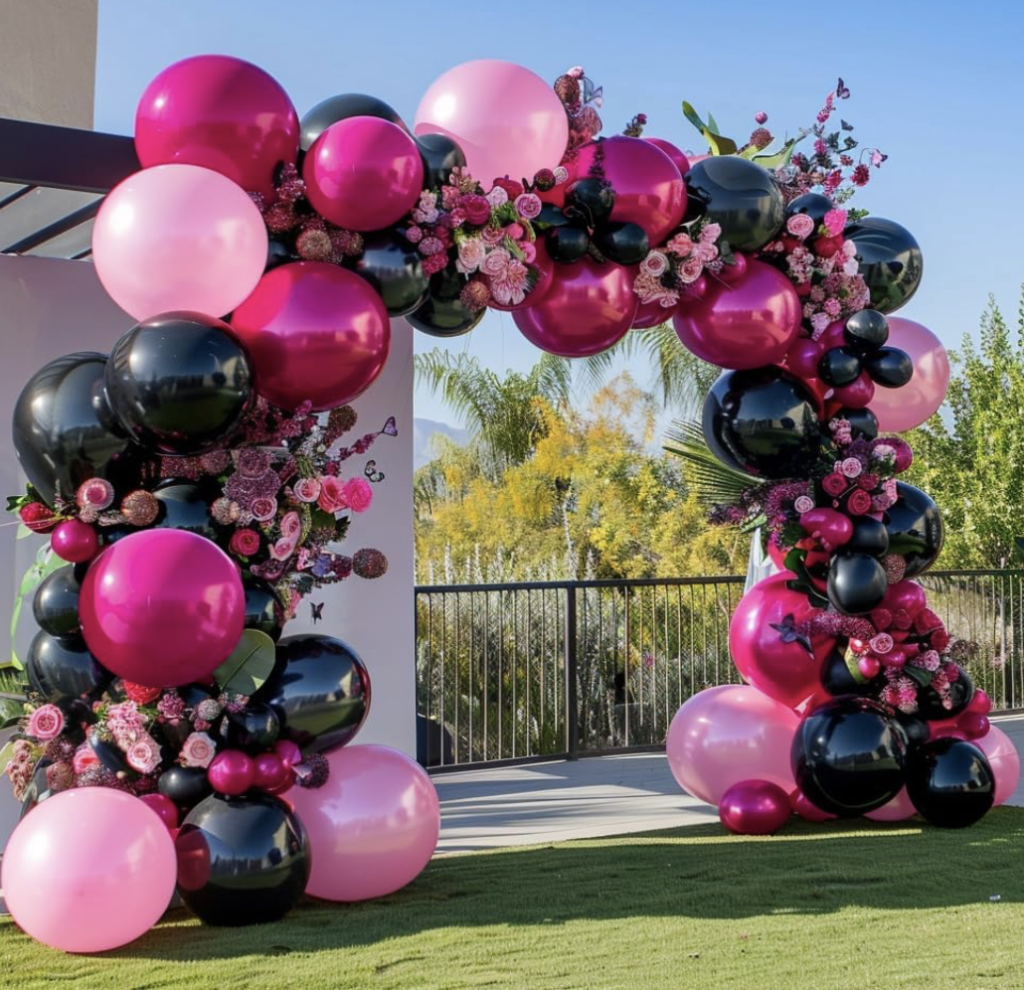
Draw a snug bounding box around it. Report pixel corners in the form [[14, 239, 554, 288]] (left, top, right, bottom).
[[95, 0, 1024, 426]]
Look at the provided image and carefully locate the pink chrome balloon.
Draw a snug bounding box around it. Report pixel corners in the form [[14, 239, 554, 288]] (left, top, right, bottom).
[[134, 54, 299, 200], [869, 317, 951, 432], [968, 689, 993, 715], [632, 297, 676, 329], [791, 789, 837, 822], [287, 744, 439, 902], [139, 792, 180, 830], [976, 725, 1021, 806], [513, 258, 637, 357], [574, 136, 687, 243], [644, 137, 691, 177], [673, 259, 801, 369], [414, 59, 568, 188], [304, 117, 424, 232], [958, 711, 990, 740], [882, 579, 928, 618], [666, 684, 801, 805], [864, 787, 917, 822], [833, 372, 876, 409], [92, 164, 267, 321], [79, 529, 245, 687], [253, 752, 291, 792], [2, 788, 176, 952], [786, 337, 824, 379], [800, 508, 854, 549], [51, 519, 98, 563], [488, 239, 556, 312], [231, 261, 390, 411], [718, 252, 749, 283], [208, 750, 255, 796], [719, 779, 791, 835]]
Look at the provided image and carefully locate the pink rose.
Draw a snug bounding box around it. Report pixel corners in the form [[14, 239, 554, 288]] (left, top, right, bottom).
[[514, 193, 542, 219], [786, 214, 816, 240], [460, 195, 491, 226], [456, 237, 486, 274], [318, 475, 349, 514], [271, 536, 298, 561], [405, 225, 424, 244], [27, 704, 64, 741], [73, 744, 99, 775], [641, 251, 669, 278], [486, 185, 508, 208], [343, 478, 374, 513], [76, 478, 115, 511], [823, 208, 848, 237], [521, 241, 537, 264], [229, 528, 261, 557], [699, 222, 722, 243], [666, 233, 693, 257], [694, 241, 718, 263], [181, 731, 216, 769], [126, 736, 160, 774], [794, 495, 815, 514], [847, 489, 873, 515], [293, 477, 321, 503], [250, 497, 278, 522], [677, 257, 704, 284], [869, 633, 894, 655], [506, 222, 524, 241], [482, 247, 511, 278], [280, 510, 301, 540], [822, 473, 847, 497], [481, 225, 504, 245], [841, 457, 863, 479]]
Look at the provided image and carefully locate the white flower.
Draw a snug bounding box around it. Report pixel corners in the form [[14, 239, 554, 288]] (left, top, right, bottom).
[[486, 185, 509, 208]]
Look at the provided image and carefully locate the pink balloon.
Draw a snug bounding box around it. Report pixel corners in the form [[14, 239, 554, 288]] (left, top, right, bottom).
[[800, 508, 854, 549], [574, 136, 687, 243], [786, 337, 824, 379], [719, 779, 792, 835], [304, 117, 424, 232], [414, 60, 568, 188], [79, 529, 245, 687], [632, 297, 675, 329], [968, 689, 993, 715], [882, 579, 927, 618], [93, 164, 268, 321], [791, 789, 837, 822], [275, 738, 303, 768], [253, 752, 291, 792], [833, 372, 876, 409], [644, 137, 691, 177], [208, 750, 255, 795], [869, 317, 950, 432], [719, 252, 749, 283], [958, 711, 990, 740], [134, 54, 299, 200], [864, 787, 917, 822], [487, 239, 556, 312], [51, 519, 98, 563], [231, 261, 390, 411], [287, 744, 439, 902], [976, 725, 1021, 806], [666, 685, 801, 805], [139, 792, 180, 830], [673, 259, 801, 369], [513, 258, 637, 357], [2, 788, 176, 952]]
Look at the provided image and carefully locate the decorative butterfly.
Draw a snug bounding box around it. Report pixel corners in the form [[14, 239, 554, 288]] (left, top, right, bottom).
[[310, 602, 324, 624], [769, 613, 813, 655], [840, 119, 854, 132], [364, 460, 386, 483], [870, 149, 888, 167], [381, 416, 398, 437], [581, 76, 604, 109], [836, 78, 851, 100]]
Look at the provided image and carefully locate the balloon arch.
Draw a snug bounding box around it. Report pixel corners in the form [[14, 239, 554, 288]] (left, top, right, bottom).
[[2, 55, 1018, 951]]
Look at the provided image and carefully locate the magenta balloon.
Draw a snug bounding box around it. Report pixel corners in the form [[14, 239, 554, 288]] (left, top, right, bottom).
[[976, 725, 1021, 806], [666, 684, 801, 805], [139, 792, 180, 830], [632, 297, 675, 329], [799, 508, 854, 549], [672, 259, 801, 369], [488, 239, 556, 312], [834, 372, 876, 409], [51, 519, 98, 563], [414, 59, 568, 188], [513, 258, 636, 357], [287, 744, 439, 902], [719, 252, 749, 284], [864, 787, 917, 822], [574, 136, 687, 243], [881, 579, 927, 617], [2, 789, 176, 952], [208, 750, 256, 796], [869, 317, 951, 432], [644, 137, 691, 177], [792, 789, 837, 822], [134, 54, 299, 200], [718, 779, 792, 835], [786, 339, 824, 380], [231, 261, 390, 411], [79, 529, 245, 687], [93, 164, 268, 321], [304, 117, 424, 232], [969, 689, 993, 715], [253, 752, 291, 792]]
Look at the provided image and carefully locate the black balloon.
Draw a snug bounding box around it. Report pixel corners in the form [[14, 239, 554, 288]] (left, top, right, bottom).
[[176, 792, 310, 926], [885, 482, 944, 577], [592, 222, 650, 265], [817, 347, 862, 387], [257, 634, 370, 753], [546, 225, 591, 263], [684, 157, 785, 252], [406, 269, 486, 337], [104, 313, 253, 456], [785, 192, 833, 229], [847, 517, 890, 558], [836, 406, 878, 440], [216, 701, 280, 753], [565, 178, 615, 225], [821, 649, 874, 698], [844, 217, 923, 314], [32, 565, 83, 640], [843, 309, 889, 354], [88, 728, 138, 779], [158, 765, 213, 813], [894, 714, 931, 747], [25, 630, 111, 705], [244, 578, 284, 641], [266, 239, 297, 271], [864, 347, 913, 388], [352, 233, 430, 316], [792, 697, 908, 816], [906, 738, 994, 828], [416, 133, 467, 189], [827, 552, 888, 615], [916, 665, 975, 721], [300, 93, 407, 151], [702, 367, 822, 479], [101, 479, 223, 545], [18, 759, 54, 821]]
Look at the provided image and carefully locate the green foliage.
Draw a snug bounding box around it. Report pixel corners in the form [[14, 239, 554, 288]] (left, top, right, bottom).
[[212, 630, 277, 696]]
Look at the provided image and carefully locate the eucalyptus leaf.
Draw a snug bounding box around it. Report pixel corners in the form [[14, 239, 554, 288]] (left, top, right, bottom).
[[212, 630, 277, 696]]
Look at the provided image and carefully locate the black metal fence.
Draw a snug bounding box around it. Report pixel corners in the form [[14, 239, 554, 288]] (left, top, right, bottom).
[[415, 570, 1024, 768]]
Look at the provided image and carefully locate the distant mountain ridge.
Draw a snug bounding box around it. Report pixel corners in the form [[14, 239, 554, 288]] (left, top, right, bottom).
[[414, 418, 468, 469]]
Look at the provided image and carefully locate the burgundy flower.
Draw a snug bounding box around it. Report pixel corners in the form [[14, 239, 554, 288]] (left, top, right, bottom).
[[822, 473, 847, 497], [492, 177, 524, 201], [229, 528, 261, 557], [236, 448, 272, 478], [931, 628, 951, 651], [353, 548, 388, 579], [19, 501, 57, 533], [852, 164, 871, 186], [460, 194, 492, 226], [121, 490, 159, 526], [343, 478, 373, 513], [846, 489, 873, 515], [870, 608, 893, 631], [869, 633, 894, 655], [77, 478, 115, 511], [858, 473, 879, 491]]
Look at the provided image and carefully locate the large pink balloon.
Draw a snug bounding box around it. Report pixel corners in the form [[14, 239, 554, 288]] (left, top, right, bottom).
[[666, 684, 801, 805], [868, 317, 950, 432], [2, 789, 176, 952], [231, 261, 390, 411], [80, 529, 245, 687], [673, 259, 801, 368], [574, 136, 687, 243], [976, 725, 1021, 806], [414, 59, 568, 187], [287, 744, 440, 902], [632, 296, 675, 329], [134, 54, 299, 200], [513, 258, 637, 357], [864, 787, 917, 822], [92, 164, 267, 320]]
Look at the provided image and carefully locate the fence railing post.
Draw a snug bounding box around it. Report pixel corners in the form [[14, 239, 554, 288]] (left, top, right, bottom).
[[565, 583, 579, 760]]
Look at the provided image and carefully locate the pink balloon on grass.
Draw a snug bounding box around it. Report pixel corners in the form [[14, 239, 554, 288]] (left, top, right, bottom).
[[864, 787, 917, 822], [792, 789, 837, 822], [50, 519, 98, 563], [976, 725, 1021, 805], [92, 164, 267, 320], [719, 779, 792, 835], [868, 317, 950, 432], [644, 137, 691, 176]]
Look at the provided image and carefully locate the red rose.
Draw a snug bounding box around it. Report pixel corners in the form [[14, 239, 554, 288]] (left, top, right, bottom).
[[930, 629, 951, 651], [870, 608, 893, 631], [492, 177, 524, 200], [460, 194, 492, 226], [229, 528, 261, 557], [123, 681, 162, 705], [846, 489, 873, 515], [858, 473, 879, 491], [814, 236, 840, 258], [19, 502, 57, 533], [914, 608, 943, 635], [318, 476, 349, 514], [822, 473, 847, 497], [794, 281, 813, 297]]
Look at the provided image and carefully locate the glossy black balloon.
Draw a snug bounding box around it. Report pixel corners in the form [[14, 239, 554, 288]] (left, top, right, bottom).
[[12, 352, 139, 507], [702, 367, 822, 479], [266, 239, 297, 271], [351, 232, 430, 316], [416, 132, 467, 189], [820, 650, 874, 698], [546, 225, 591, 263], [153, 479, 221, 536], [684, 157, 785, 252], [565, 178, 615, 225], [906, 738, 994, 828], [18, 759, 54, 821], [406, 269, 486, 337], [847, 517, 890, 558], [894, 714, 931, 747], [885, 482, 944, 577], [844, 217, 923, 314], [536, 203, 570, 228], [864, 346, 913, 388], [176, 792, 310, 926], [25, 630, 112, 705], [104, 314, 253, 455], [158, 765, 213, 813], [836, 407, 878, 440], [32, 565, 83, 640], [792, 697, 908, 816], [244, 578, 284, 641], [817, 347, 862, 387], [592, 222, 650, 265], [843, 309, 889, 354], [257, 634, 371, 753], [300, 93, 407, 151], [827, 552, 888, 615], [785, 192, 833, 229], [916, 665, 975, 721], [216, 702, 280, 753], [88, 728, 139, 779]]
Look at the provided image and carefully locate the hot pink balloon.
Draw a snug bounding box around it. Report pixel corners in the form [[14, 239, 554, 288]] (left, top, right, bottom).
[[786, 337, 824, 379], [304, 117, 424, 232], [882, 579, 927, 618], [719, 779, 792, 835], [488, 239, 555, 312], [513, 258, 637, 357], [414, 60, 568, 188], [800, 508, 854, 549], [868, 317, 950, 432], [834, 372, 876, 409], [134, 54, 299, 200], [632, 297, 676, 329], [666, 684, 801, 805], [253, 752, 291, 792], [791, 789, 837, 822], [864, 787, 917, 822], [574, 136, 687, 243], [92, 164, 268, 321], [79, 529, 245, 687], [2, 788, 176, 952], [673, 259, 801, 369], [208, 750, 255, 796], [976, 725, 1021, 806], [51, 519, 98, 563], [644, 137, 691, 176], [230, 261, 390, 411], [719, 252, 749, 283], [958, 712, 990, 740], [968, 689, 993, 715], [139, 792, 180, 830], [287, 744, 439, 902]]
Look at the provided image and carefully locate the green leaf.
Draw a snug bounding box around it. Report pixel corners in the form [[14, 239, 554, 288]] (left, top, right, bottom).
[[681, 100, 707, 134], [705, 131, 738, 157], [752, 131, 809, 170], [212, 630, 277, 696], [706, 111, 721, 135], [0, 739, 14, 770], [16, 524, 34, 540]]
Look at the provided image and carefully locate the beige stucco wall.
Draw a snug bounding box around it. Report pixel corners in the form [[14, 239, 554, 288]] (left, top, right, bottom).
[[0, 0, 97, 128]]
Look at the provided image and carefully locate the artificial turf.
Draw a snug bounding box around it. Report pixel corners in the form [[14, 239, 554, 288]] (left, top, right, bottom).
[[2, 808, 1023, 990]]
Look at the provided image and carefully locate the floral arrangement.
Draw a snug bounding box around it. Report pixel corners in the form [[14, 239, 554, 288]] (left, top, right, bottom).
[[633, 219, 730, 310]]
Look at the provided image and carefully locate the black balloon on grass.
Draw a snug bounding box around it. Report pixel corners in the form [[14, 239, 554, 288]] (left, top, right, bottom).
[[406, 269, 485, 337], [906, 738, 994, 828], [32, 565, 84, 640], [864, 347, 913, 388], [817, 347, 862, 387], [25, 630, 111, 705], [827, 552, 888, 615], [351, 233, 429, 316], [844, 217, 923, 314], [592, 222, 650, 265], [300, 93, 407, 151], [416, 133, 467, 189], [885, 482, 944, 577]]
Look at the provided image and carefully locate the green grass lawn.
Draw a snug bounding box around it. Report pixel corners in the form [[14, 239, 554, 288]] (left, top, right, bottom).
[[3, 809, 1024, 990]]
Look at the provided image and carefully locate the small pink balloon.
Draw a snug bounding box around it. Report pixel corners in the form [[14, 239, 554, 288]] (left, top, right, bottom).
[[139, 792, 180, 830], [976, 725, 1021, 806], [632, 297, 675, 329], [833, 372, 876, 409], [800, 507, 854, 549], [644, 137, 690, 176], [1, 788, 176, 952], [275, 738, 303, 768], [786, 337, 824, 379], [231, 261, 390, 411], [677, 274, 709, 303], [51, 519, 98, 563], [958, 712, 990, 741], [673, 259, 801, 369], [253, 752, 291, 792], [858, 655, 881, 679], [869, 318, 950, 432], [208, 750, 255, 796], [968, 689, 993, 715], [882, 579, 928, 618], [719, 779, 791, 835], [864, 787, 917, 822], [792, 789, 837, 822], [718, 252, 749, 283], [287, 744, 440, 902], [487, 239, 555, 312]]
